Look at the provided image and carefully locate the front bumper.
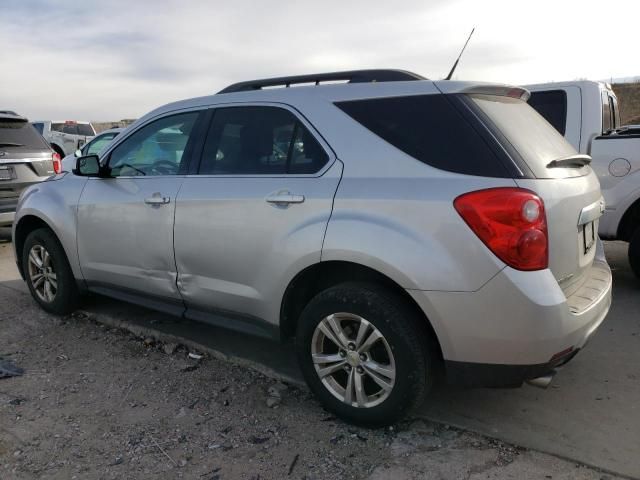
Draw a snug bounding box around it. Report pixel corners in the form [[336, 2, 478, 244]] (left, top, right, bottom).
[[408, 242, 612, 387]]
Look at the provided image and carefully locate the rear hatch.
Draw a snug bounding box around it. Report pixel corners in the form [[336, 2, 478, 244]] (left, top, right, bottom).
[[466, 92, 604, 299], [0, 114, 55, 210]]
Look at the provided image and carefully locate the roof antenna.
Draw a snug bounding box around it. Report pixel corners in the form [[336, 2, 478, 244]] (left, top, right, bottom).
[[445, 27, 475, 80]]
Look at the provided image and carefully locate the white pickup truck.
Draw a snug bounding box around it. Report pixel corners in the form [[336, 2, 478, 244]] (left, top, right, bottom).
[[526, 80, 640, 278], [31, 120, 96, 158]]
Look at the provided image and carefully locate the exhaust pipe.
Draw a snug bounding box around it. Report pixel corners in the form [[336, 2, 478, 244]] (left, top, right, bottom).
[[526, 370, 556, 389]]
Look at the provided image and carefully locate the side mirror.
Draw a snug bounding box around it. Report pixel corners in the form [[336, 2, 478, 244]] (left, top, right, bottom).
[[74, 155, 101, 176]]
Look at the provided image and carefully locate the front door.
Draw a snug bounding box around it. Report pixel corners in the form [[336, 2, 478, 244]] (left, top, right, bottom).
[[174, 105, 342, 330], [77, 111, 202, 306]]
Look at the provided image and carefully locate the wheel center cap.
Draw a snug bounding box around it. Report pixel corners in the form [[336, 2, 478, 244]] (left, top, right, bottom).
[[346, 351, 360, 367]]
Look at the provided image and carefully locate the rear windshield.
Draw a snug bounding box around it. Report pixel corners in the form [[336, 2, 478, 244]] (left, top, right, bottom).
[[469, 94, 577, 178], [0, 119, 50, 149], [51, 123, 94, 136], [335, 94, 510, 177]]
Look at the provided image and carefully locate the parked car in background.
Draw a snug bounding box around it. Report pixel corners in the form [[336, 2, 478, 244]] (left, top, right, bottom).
[[13, 70, 612, 426], [526, 80, 640, 278], [32, 120, 96, 158], [61, 128, 123, 172], [0, 111, 60, 227]]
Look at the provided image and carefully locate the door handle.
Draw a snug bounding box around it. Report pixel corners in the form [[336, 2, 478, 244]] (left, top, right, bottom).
[[144, 193, 171, 205], [265, 192, 305, 205]]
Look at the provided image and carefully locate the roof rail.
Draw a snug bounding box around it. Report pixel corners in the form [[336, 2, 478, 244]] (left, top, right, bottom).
[[217, 69, 426, 94]]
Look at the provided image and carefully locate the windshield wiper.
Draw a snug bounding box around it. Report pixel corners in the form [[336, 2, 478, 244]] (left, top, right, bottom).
[[546, 154, 591, 169], [0, 142, 24, 147]]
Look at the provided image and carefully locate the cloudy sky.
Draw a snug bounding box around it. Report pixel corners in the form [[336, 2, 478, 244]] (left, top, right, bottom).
[[1, 0, 639, 120]]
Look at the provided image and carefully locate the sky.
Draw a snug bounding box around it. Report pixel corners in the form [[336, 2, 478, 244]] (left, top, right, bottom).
[[1, 0, 639, 120]]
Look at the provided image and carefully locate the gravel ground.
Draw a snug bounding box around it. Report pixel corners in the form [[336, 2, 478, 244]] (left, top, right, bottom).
[[0, 240, 624, 479]]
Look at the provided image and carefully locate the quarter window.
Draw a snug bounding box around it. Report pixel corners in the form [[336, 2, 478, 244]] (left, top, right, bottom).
[[199, 106, 328, 175], [336, 94, 509, 177], [107, 112, 199, 177]]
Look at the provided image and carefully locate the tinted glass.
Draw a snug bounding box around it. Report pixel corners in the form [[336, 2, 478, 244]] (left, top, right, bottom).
[[77, 124, 95, 136], [528, 90, 567, 135], [62, 124, 77, 135], [85, 132, 118, 156], [0, 119, 49, 149], [336, 94, 509, 177], [32, 122, 44, 134], [470, 94, 577, 179], [108, 112, 198, 177], [200, 106, 328, 175]]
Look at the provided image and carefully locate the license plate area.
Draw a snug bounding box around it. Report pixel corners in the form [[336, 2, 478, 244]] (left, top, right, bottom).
[[583, 221, 595, 254], [0, 166, 15, 181]]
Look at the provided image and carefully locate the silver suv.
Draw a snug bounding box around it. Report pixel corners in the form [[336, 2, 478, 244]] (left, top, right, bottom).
[[12, 70, 613, 426]]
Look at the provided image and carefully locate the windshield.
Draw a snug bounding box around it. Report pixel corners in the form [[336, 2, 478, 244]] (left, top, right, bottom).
[[469, 94, 580, 178]]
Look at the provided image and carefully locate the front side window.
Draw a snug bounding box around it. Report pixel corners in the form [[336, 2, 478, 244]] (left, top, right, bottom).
[[84, 132, 119, 156], [107, 112, 198, 177], [199, 106, 328, 175]]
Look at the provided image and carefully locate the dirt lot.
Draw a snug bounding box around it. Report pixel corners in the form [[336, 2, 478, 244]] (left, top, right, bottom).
[[0, 232, 627, 479]]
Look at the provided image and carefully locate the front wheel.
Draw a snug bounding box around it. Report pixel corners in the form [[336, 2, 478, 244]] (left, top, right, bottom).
[[295, 282, 434, 427], [629, 227, 640, 280], [23, 228, 79, 315]]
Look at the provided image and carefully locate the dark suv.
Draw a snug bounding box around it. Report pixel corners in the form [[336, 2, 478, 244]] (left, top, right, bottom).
[[0, 111, 60, 226]]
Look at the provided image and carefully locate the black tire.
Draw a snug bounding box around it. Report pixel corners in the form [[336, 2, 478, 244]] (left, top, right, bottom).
[[295, 282, 434, 427], [629, 227, 640, 280], [22, 228, 79, 315]]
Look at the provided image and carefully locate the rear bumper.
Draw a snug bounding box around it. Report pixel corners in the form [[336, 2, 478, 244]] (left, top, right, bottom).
[[409, 241, 612, 387]]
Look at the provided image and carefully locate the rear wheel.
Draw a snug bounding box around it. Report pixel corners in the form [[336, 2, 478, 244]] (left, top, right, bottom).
[[23, 228, 79, 315], [629, 227, 640, 279], [295, 282, 434, 427]]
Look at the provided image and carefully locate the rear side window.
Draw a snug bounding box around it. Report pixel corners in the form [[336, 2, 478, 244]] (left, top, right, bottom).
[[335, 94, 509, 177], [469, 94, 576, 179], [0, 119, 49, 149], [528, 90, 567, 135], [199, 106, 328, 175]]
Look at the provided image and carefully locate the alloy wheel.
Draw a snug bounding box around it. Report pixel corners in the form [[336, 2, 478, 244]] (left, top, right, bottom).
[[311, 313, 396, 408], [27, 244, 57, 303]]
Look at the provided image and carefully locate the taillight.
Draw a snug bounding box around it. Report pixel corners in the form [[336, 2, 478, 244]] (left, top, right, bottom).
[[454, 187, 548, 271], [52, 152, 61, 174]]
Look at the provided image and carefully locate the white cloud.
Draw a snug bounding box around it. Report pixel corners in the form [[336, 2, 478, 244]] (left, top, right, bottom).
[[1, 0, 638, 120]]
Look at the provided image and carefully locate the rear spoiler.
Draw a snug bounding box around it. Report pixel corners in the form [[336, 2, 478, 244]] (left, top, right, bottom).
[[459, 85, 530, 101]]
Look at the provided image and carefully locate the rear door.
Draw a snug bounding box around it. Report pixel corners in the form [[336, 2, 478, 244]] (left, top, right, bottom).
[[468, 94, 603, 294], [77, 111, 203, 308], [174, 105, 342, 330]]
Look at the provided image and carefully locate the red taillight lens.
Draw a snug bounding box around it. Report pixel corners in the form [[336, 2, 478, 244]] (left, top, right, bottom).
[[454, 187, 548, 271], [52, 152, 61, 174]]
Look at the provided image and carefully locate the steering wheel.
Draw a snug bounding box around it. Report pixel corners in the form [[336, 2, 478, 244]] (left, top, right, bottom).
[[150, 159, 178, 175]]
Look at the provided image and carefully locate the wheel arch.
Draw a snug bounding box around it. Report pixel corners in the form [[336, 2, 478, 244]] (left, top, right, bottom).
[[279, 260, 444, 365], [49, 143, 65, 157]]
